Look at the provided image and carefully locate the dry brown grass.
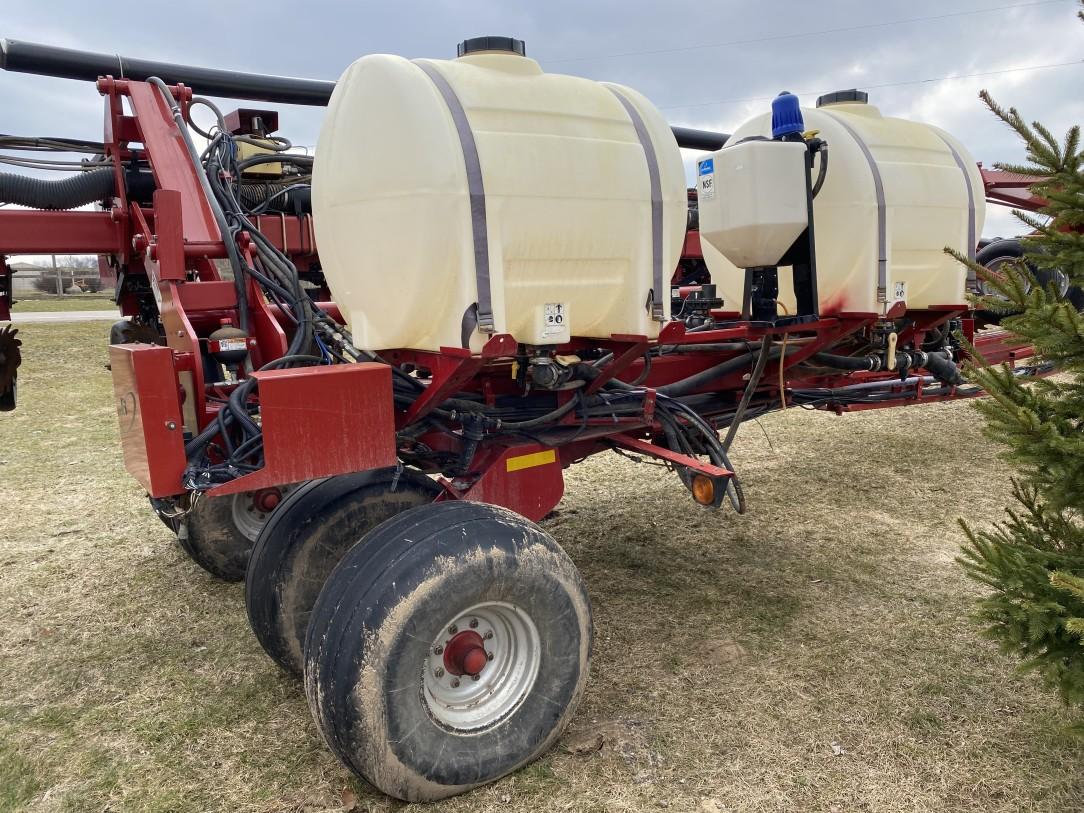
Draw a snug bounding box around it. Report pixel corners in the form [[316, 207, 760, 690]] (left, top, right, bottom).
[[1, 321, 1082, 813]]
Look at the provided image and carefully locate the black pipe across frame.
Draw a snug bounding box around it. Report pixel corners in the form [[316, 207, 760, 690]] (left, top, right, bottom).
[[0, 38, 729, 151]]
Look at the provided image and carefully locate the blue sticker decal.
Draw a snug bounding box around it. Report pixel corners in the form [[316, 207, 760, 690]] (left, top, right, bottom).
[[698, 158, 714, 176]]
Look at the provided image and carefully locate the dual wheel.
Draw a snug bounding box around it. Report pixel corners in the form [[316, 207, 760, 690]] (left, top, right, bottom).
[[157, 486, 295, 581], [161, 468, 593, 802]]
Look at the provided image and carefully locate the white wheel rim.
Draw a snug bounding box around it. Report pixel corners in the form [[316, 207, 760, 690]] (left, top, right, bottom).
[[422, 601, 541, 732], [230, 486, 293, 542], [979, 257, 1032, 299], [979, 259, 1068, 300]]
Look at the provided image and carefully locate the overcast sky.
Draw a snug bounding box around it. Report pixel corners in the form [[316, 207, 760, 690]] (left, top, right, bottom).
[[3, 0, 1082, 240]]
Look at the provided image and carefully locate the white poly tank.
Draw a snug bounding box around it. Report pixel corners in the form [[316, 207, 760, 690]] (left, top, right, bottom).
[[313, 37, 687, 352], [697, 139, 810, 269], [698, 91, 985, 315]]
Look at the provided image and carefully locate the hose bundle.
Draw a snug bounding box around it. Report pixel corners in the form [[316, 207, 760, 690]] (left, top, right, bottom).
[[138, 81, 750, 504]]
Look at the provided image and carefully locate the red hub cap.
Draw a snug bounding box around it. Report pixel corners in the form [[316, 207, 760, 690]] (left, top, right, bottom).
[[253, 488, 281, 513], [443, 630, 488, 676]]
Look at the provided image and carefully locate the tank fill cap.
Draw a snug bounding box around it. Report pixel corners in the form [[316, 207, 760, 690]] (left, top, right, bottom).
[[458, 36, 526, 57], [771, 91, 804, 139], [816, 89, 869, 107]]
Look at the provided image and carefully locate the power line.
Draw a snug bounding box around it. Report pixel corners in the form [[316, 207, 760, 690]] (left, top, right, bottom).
[[659, 59, 1084, 112], [543, 0, 1073, 65]]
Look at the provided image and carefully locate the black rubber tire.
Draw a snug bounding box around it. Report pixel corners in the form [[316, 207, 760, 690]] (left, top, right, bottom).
[[109, 318, 160, 345], [178, 493, 258, 582], [245, 467, 439, 676], [1068, 285, 1084, 312], [974, 239, 1079, 323], [303, 501, 593, 802]]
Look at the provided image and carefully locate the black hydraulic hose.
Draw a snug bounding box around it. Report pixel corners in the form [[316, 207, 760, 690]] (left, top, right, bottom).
[[811, 144, 829, 198], [924, 351, 964, 386], [813, 348, 962, 384], [722, 340, 773, 452], [656, 347, 783, 398], [629, 351, 652, 386], [183, 353, 323, 459], [0, 38, 730, 149], [235, 153, 313, 173], [812, 351, 876, 371], [496, 388, 584, 430], [658, 395, 746, 513], [0, 167, 113, 209], [793, 375, 937, 398]]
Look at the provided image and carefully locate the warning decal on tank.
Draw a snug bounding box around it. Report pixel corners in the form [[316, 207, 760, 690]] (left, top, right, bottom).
[[506, 449, 557, 472], [894, 281, 907, 302], [698, 158, 715, 201], [543, 303, 567, 339]]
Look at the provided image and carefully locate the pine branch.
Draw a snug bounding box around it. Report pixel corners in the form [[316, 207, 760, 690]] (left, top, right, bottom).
[[955, 41, 1084, 727]]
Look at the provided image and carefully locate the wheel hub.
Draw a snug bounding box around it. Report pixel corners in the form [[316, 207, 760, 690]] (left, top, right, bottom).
[[422, 602, 541, 731], [443, 630, 488, 677], [253, 488, 282, 513], [230, 484, 294, 542]]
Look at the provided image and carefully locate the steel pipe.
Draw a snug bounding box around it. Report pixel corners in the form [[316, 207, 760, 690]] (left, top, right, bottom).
[[1, 38, 336, 105]]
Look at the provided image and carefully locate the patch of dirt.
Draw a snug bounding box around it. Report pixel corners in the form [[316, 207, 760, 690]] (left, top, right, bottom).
[[564, 719, 654, 761], [698, 638, 749, 666]]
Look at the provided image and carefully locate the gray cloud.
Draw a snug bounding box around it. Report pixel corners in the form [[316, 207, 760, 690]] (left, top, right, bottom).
[[2, 0, 1081, 241]]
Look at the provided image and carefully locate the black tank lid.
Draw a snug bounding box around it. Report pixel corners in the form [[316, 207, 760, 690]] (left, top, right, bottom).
[[816, 89, 869, 107], [457, 36, 526, 57]]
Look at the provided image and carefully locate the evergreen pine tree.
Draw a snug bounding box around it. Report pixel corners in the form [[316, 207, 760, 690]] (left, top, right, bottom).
[[951, 1, 1084, 731]]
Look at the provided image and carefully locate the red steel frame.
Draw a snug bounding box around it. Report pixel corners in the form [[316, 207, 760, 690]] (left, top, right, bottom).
[[0, 76, 1041, 517]]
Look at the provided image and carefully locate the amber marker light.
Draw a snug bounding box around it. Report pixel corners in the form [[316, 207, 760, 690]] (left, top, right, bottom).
[[691, 474, 715, 506]]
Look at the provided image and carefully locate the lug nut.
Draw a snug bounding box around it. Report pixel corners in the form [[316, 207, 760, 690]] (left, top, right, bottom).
[[449, 624, 458, 634], [484, 631, 493, 640], [433, 645, 443, 655], [471, 673, 480, 681], [469, 619, 478, 629], [434, 667, 444, 678], [487, 651, 494, 661], [451, 678, 460, 688]]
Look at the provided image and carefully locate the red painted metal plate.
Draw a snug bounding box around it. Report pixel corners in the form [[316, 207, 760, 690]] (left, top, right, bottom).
[[109, 344, 188, 498], [440, 444, 566, 522], [208, 362, 397, 496]]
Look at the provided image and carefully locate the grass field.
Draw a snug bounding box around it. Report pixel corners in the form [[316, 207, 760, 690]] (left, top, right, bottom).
[[10, 296, 116, 313], [1, 321, 1081, 813]]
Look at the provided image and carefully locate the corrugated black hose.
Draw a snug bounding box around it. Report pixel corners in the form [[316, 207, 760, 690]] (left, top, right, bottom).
[[0, 166, 113, 209]]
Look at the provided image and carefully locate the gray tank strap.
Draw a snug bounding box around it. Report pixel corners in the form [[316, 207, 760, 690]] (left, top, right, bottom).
[[607, 87, 665, 322], [413, 60, 495, 333], [826, 113, 888, 303], [932, 132, 977, 262]]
